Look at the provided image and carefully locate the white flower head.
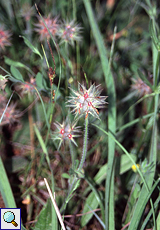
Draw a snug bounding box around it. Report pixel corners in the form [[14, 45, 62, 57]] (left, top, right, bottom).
[[52, 117, 81, 149], [67, 82, 108, 119]]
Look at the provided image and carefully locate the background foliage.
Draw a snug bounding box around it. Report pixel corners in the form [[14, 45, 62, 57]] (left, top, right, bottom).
[[0, 0, 160, 229]]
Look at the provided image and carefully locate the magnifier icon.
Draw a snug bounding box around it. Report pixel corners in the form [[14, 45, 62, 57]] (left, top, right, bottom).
[[3, 211, 18, 227]]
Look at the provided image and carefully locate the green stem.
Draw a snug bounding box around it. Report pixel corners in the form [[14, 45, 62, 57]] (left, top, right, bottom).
[[69, 141, 75, 170], [78, 116, 89, 171], [72, 0, 76, 19], [76, 43, 80, 81]]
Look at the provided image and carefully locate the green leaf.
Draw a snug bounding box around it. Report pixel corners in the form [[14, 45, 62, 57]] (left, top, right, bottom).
[[10, 65, 24, 82], [34, 124, 50, 166], [94, 163, 107, 184], [120, 154, 137, 175], [20, 36, 42, 59], [0, 157, 16, 208], [62, 173, 70, 179], [132, 184, 141, 200], [36, 72, 44, 89], [81, 191, 99, 227], [34, 199, 52, 230], [4, 56, 33, 74]]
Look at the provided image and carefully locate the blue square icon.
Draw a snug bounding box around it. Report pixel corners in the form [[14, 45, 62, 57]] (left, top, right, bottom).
[[0, 208, 21, 230]]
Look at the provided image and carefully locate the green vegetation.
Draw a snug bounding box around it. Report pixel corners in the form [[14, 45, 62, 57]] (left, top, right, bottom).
[[0, 0, 160, 229]]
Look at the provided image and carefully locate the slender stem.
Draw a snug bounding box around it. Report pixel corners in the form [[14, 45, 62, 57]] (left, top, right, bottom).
[[28, 103, 35, 184], [76, 43, 80, 81], [78, 116, 88, 171], [69, 141, 75, 170], [72, 0, 76, 19]]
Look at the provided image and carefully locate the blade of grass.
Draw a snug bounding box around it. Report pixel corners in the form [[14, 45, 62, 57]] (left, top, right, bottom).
[[123, 92, 158, 118], [140, 184, 160, 230], [117, 112, 154, 133], [33, 86, 50, 129], [0, 157, 16, 208], [33, 124, 50, 167], [83, 1, 116, 229]]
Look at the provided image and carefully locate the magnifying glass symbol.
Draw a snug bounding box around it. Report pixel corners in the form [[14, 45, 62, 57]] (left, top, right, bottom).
[[3, 211, 18, 227]]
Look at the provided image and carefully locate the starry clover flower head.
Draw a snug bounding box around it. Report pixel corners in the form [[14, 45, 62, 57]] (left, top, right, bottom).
[[34, 15, 59, 41], [0, 25, 12, 51], [57, 19, 82, 46], [15, 77, 36, 97], [20, 3, 34, 21], [52, 118, 81, 150], [0, 103, 20, 126], [66, 82, 108, 119], [131, 77, 152, 97]]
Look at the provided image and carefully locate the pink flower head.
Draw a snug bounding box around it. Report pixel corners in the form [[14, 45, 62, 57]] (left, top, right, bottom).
[[67, 83, 108, 119], [15, 77, 36, 96], [57, 20, 82, 46], [20, 3, 34, 21], [53, 118, 81, 149], [0, 103, 19, 126], [131, 78, 152, 97], [0, 25, 12, 51], [34, 15, 58, 41]]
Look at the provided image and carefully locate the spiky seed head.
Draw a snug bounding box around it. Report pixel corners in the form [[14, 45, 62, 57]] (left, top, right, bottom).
[[20, 3, 34, 21], [66, 82, 108, 119], [131, 78, 152, 97], [57, 20, 82, 46], [0, 25, 12, 51], [34, 15, 59, 41], [52, 118, 81, 149], [15, 77, 36, 96], [0, 103, 20, 126]]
